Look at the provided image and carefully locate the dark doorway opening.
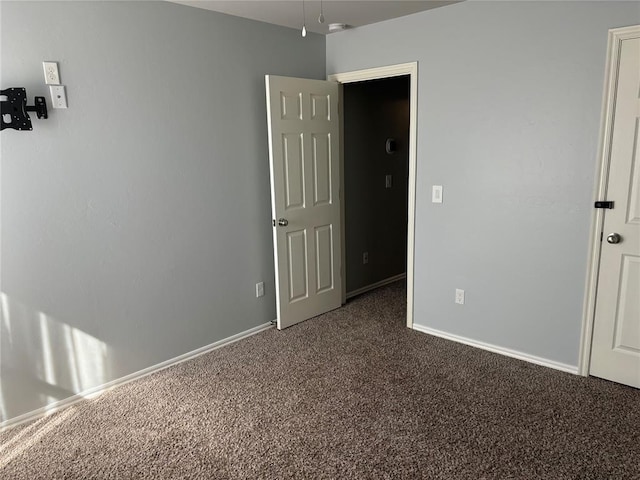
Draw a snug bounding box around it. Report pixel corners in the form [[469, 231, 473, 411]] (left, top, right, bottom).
[[343, 75, 410, 298]]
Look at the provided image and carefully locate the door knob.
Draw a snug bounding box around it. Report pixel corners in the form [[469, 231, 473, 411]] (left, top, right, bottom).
[[606, 233, 622, 244], [278, 218, 289, 227]]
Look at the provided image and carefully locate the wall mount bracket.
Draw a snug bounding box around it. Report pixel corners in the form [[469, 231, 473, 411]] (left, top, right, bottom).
[[1, 87, 48, 131]]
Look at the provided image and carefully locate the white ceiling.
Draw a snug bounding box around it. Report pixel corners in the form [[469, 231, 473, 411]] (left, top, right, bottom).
[[170, 1, 461, 35]]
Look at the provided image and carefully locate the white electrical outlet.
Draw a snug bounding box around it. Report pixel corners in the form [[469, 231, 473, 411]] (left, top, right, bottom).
[[256, 282, 265, 298], [455, 288, 465, 305], [363, 252, 369, 264], [432, 185, 443, 204], [49, 85, 68, 109], [43, 61, 60, 85]]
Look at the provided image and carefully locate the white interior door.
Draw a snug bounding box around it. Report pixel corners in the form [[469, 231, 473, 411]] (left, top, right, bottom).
[[590, 31, 640, 388], [265, 75, 342, 330]]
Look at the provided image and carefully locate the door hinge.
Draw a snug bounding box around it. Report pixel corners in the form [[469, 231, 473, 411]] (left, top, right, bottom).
[[600, 231, 603, 242], [594, 201, 614, 209]]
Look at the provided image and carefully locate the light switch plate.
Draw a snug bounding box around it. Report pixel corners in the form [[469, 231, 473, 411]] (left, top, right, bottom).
[[432, 185, 443, 203], [43, 61, 60, 85], [49, 85, 68, 109]]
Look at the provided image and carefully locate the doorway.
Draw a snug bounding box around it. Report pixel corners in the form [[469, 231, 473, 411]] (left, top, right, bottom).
[[342, 76, 410, 298], [329, 62, 418, 328]]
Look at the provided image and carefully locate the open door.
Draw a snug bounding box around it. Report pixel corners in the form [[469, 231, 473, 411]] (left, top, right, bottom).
[[265, 75, 342, 330], [589, 28, 640, 388]]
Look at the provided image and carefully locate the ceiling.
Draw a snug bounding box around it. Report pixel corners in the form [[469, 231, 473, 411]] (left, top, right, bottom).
[[170, 1, 461, 35]]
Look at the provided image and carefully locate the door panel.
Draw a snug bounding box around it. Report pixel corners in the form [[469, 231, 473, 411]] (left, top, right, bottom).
[[283, 134, 305, 210], [590, 33, 640, 388], [312, 133, 332, 206], [315, 225, 334, 293], [311, 94, 330, 120], [613, 255, 640, 354], [627, 119, 640, 224], [286, 230, 308, 303], [280, 92, 302, 120], [266, 75, 342, 329]]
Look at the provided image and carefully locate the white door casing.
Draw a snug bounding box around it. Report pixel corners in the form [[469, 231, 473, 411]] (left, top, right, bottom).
[[328, 62, 418, 329], [586, 26, 640, 388], [265, 76, 342, 330]]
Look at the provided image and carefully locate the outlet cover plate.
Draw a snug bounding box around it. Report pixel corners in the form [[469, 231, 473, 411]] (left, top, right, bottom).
[[432, 185, 443, 203], [43, 61, 60, 85]]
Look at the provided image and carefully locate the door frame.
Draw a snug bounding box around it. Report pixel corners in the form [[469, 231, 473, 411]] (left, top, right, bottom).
[[578, 25, 640, 376], [328, 62, 418, 329]]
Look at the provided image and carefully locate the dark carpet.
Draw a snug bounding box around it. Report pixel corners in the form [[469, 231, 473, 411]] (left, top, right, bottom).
[[1, 282, 638, 479]]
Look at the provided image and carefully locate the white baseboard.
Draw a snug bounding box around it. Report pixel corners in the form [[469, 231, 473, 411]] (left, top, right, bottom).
[[1, 322, 274, 431], [346, 273, 406, 300], [412, 323, 578, 375]]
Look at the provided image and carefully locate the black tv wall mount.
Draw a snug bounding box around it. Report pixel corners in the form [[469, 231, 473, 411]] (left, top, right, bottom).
[[1, 87, 48, 131]]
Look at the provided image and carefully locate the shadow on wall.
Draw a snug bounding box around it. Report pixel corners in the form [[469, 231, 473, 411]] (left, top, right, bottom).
[[0, 293, 108, 424]]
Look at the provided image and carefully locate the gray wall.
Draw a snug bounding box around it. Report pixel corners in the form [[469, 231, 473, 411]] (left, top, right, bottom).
[[0, 0, 325, 423], [344, 77, 409, 294], [328, 1, 640, 366]]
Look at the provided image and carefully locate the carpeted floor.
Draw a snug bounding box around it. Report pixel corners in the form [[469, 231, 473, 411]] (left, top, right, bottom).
[[1, 282, 638, 479]]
